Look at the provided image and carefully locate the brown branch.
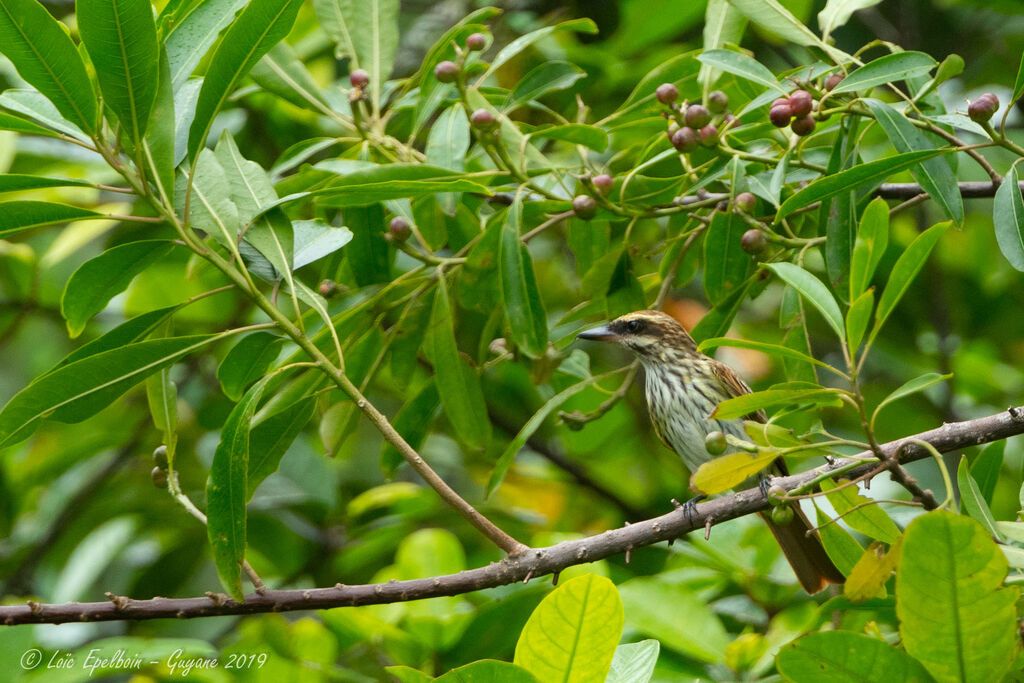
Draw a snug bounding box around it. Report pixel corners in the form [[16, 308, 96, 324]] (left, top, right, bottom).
[[675, 180, 1024, 207], [3, 405, 1022, 625]]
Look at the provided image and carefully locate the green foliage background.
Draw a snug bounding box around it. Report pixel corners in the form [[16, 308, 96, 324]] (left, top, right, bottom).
[[0, 0, 1023, 681]]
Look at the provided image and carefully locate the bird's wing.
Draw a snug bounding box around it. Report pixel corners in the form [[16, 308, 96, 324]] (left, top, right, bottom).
[[711, 359, 766, 424]]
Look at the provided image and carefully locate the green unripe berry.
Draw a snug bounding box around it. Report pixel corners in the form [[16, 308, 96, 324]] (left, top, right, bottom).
[[470, 108, 497, 130], [770, 505, 795, 525], [705, 431, 727, 455], [153, 444, 168, 469], [766, 484, 787, 506], [707, 90, 729, 113], [734, 192, 756, 213]]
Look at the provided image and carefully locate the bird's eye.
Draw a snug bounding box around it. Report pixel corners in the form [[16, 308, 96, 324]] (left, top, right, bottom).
[[625, 319, 644, 333]]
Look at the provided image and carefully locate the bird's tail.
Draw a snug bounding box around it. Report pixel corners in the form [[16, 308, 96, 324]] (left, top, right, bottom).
[[759, 506, 845, 594]]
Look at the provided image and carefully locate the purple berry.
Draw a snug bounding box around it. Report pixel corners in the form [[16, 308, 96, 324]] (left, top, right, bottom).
[[769, 104, 792, 128], [824, 73, 844, 91], [788, 90, 813, 117], [434, 60, 459, 83], [741, 229, 767, 254], [470, 108, 497, 129], [350, 69, 369, 88], [735, 192, 756, 212], [699, 124, 718, 147], [592, 174, 614, 195], [968, 93, 999, 123], [686, 104, 711, 128], [572, 195, 597, 220], [389, 216, 411, 241], [707, 90, 729, 113], [791, 114, 816, 136], [671, 126, 699, 152], [466, 32, 487, 51], [656, 83, 679, 105]]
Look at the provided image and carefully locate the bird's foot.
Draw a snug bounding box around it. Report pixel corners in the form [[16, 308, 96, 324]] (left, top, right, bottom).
[[671, 495, 707, 527]]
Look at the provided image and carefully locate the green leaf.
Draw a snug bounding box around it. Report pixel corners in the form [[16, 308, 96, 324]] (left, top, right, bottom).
[[0, 174, 91, 193], [712, 387, 843, 420], [482, 18, 598, 80], [727, 0, 849, 62], [871, 373, 951, 426], [507, 61, 586, 110], [499, 201, 547, 357], [0, 201, 103, 238], [250, 41, 330, 112], [165, 0, 248, 88], [217, 332, 286, 401], [606, 51, 700, 124], [871, 221, 949, 340], [0, 335, 216, 447], [380, 381, 438, 477], [957, 456, 1000, 539], [820, 479, 901, 544], [1011, 53, 1024, 105], [817, 0, 884, 39], [777, 150, 946, 221], [814, 504, 864, 575], [59, 305, 182, 366], [248, 396, 315, 498], [515, 574, 623, 682], [844, 539, 900, 601], [435, 660, 538, 683], [187, 0, 304, 160], [528, 124, 608, 152], [703, 210, 753, 305], [77, 0, 159, 143], [617, 576, 728, 662], [0, 0, 98, 135], [145, 360, 177, 451], [698, 337, 845, 376], [897, 510, 1019, 683], [607, 640, 660, 683], [763, 263, 845, 341], [970, 441, 1004, 505], [777, 631, 934, 683], [845, 288, 874, 354], [178, 150, 241, 250], [207, 376, 270, 600], [993, 164, 1024, 271], [425, 280, 491, 449], [864, 99, 962, 225], [698, 0, 747, 92], [350, 0, 397, 113], [311, 0, 359, 67], [311, 163, 492, 206], [832, 52, 937, 94], [691, 450, 780, 494], [61, 240, 176, 338], [488, 375, 599, 498], [144, 49, 176, 207], [292, 219, 352, 269], [426, 104, 470, 172], [0, 111, 65, 138], [849, 198, 889, 300], [0, 88, 88, 139], [344, 203, 392, 286], [696, 49, 784, 93]]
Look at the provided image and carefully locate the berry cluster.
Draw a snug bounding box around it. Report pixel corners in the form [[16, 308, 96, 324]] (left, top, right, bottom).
[[769, 90, 817, 136], [655, 83, 735, 153]]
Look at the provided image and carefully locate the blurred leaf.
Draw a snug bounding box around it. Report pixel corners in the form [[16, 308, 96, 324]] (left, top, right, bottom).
[[607, 640, 660, 683], [728, 0, 848, 61], [247, 396, 314, 497], [145, 49, 176, 206], [312, 163, 492, 206], [436, 660, 537, 683], [818, 0, 884, 39], [251, 41, 330, 111], [0, 111, 65, 138], [0, 0, 98, 135], [312, 0, 359, 66], [515, 574, 623, 681], [217, 332, 286, 401], [871, 373, 950, 426], [970, 441, 1004, 505], [845, 288, 874, 354], [499, 200, 547, 357], [699, 0, 747, 92], [704, 211, 753, 305], [187, 0, 304, 160], [0, 88, 88, 139], [207, 376, 270, 600], [815, 504, 864, 575], [843, 539, 901, 602], [864, 99, 962, 225], [777, 150, 945, 221], [832, 52, 937, 94], [849, 198, 890, 300], [0, 174, 90, 192], [78, 0, 158, 143], [1012, 54, 1024, 105], [763, 263, 845, 340], [507, 61, 585, 110], [381, 381, 438, 477], [386, 666, 432, 683], [821, 479, 901, 544], [0, 335, 215, 448], [607, 51, 700, 123], [60, 305, 182, 366], [699, 338, 843, 376], [344, 203, 391, 286], [483, 18, 597, 80], [0, 201, 103, 238], [618, 576, 728, 662], [957, 456, 1000, 539], [870, 222, 949, 341], [61, 240, 177, 338], [697, 49, 786, 94], [426, 280, 491, 449], [993, 164, 1024, 271], [777, 631, 933, 683], [822, 116, 860, 295], [691, 450, 779, 495], [897, 510, 1019, 683], [529, 124, 608, 152]]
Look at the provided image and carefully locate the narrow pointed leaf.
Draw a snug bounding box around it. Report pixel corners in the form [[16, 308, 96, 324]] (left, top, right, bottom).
[[763, 263, 845, 340], [483, 18, 597, 80], [957, 456, 1000, 538], [872, 372, 950, 425], [994, 164, 1024, 271], [849, 198, 889, 300], [248, 396, 315, 498], [712, 388, 843, 420], [727, 0, 849, 61], [507, 61, 585, 109], [831, 52, 937, 94], [704, 211, 754, 305], [699, 0, 747, 91], [499, 200, 547, 357], [845, 288, 874, 354], [0, 201, 103, 238], [217, 332, 286, 401], [697, 49, 785, 93], [698, 337, 845, 376], [166, 0, 248, 88], [818, 0, 884, 39], [871, 221, 949, 338]]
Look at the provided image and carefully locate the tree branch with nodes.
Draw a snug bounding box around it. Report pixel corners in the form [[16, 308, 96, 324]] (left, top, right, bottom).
[[3, 405, 1021, 626]]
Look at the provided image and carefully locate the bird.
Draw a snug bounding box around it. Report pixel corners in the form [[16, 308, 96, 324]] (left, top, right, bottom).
[[578, 309, 844, 593]]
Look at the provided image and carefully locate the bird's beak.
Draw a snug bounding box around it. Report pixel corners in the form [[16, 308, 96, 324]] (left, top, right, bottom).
[[577, 324, 617, 342]]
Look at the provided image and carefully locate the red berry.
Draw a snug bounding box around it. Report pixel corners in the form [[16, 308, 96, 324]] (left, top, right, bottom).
[[686, 104, 711, 128], [791, 114, 816, 136], [656, 83, 679, 105], [434, 60, 459, 83], [699, 124, 718, 147], [319, 279, 338, 298], [707, 90, 729, 113], [788, 90, 813, 117], [572, 195, 597, 220], [769, 104, 792, 127], [466, 33, 487, 51], [671, 126, 699, 152], [824, 73, 844, 91], [350, 69, 369, 88], [771, 97, 789, 108], [592, 174, 614, 194]]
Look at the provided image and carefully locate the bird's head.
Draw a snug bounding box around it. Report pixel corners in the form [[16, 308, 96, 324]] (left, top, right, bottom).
[[577, 310, 698, 361]]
